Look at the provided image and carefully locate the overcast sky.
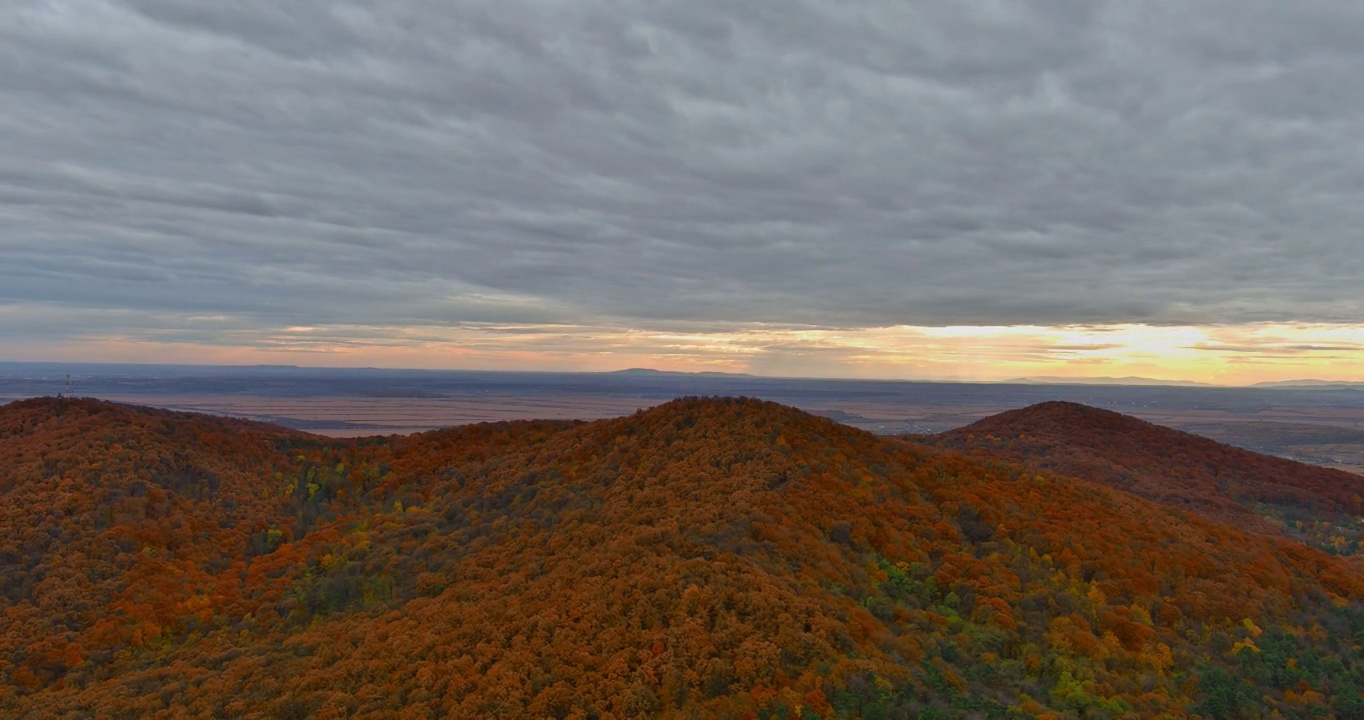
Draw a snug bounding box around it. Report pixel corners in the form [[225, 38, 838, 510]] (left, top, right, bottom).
[[3, 0, 1362, 382]]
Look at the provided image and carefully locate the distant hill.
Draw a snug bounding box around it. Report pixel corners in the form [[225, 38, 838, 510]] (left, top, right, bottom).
[[1005, 376, 1212, 387], [921, 400, 1364, 547], [1252, 379, 1364, 389], [604, 367, 754, 378], [6, 397, 1364, 717]]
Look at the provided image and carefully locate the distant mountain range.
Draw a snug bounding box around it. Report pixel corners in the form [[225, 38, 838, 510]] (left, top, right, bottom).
[[5, 362, 1359, 391], [1005, 375, 1212, 387], [1010, 376, 1364, 389], [1251, 379, 1364, 389], [603, 367, 755, 378]]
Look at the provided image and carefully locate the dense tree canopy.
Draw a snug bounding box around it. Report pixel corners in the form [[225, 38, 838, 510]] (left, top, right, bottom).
[[3, 396, 1364, 718], [921, 400, 1364, 555]]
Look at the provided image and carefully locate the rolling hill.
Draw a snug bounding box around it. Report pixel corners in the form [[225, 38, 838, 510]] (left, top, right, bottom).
[[920, 401, 1364, 553], [4, 397, 1364, 718]]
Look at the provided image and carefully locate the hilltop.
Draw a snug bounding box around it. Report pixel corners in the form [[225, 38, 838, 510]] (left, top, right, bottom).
[[0, 398, 314, 680], [4, 397, 1364, 718], [921, 401, 1364, 550]]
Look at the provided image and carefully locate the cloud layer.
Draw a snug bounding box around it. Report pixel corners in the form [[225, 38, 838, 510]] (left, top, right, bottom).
[[3, 0, 1363, 354]]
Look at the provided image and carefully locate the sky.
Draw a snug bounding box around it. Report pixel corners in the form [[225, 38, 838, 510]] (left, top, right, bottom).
[[2, 0, 1363, 385]]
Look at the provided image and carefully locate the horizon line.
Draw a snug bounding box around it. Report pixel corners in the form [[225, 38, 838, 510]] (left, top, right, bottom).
[[2, 358, 1358, 389]]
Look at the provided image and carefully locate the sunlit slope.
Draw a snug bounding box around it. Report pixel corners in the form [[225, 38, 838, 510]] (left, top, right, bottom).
[[5, 397, 1364, 718]]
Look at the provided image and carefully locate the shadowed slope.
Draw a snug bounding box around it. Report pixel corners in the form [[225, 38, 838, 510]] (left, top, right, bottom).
[[0, 399, 583, 696], [922, 401, 1364, 542], [0, 398, 313, 686]]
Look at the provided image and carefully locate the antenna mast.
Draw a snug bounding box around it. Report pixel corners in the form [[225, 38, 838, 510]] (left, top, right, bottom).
[[55, 373, 72, 420]]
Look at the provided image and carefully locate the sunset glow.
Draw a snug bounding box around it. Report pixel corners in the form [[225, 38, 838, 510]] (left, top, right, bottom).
[[8, 320, 1362, 386]]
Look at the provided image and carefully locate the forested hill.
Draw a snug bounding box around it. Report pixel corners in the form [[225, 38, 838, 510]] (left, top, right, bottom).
[[920, 400, 1364, 552], [4, 396, 1364, 718]]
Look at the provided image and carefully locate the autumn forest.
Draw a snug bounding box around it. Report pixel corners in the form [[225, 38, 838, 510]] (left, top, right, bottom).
[[4, 395, 1364, 718]]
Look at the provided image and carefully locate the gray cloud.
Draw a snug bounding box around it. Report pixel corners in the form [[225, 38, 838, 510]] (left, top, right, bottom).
[[3, 0, 1364, 346]]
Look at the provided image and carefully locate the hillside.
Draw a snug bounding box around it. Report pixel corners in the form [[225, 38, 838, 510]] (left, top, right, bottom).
[[4, 397, 1364, 718], [0, 397, 312, 681], [920, 401, 1364, 552]]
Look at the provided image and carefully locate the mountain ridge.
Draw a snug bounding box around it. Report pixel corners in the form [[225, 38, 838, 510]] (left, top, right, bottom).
[[1251, 379, 1364, 389], [1005, 376, 1213, 387], [603, 367, 755, 378], [6, 397, 1364, 717]]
